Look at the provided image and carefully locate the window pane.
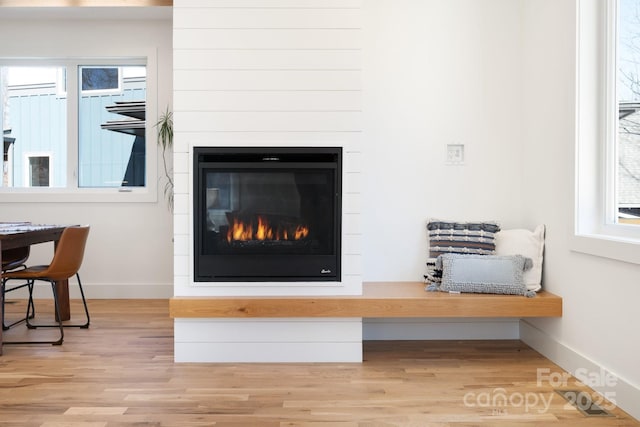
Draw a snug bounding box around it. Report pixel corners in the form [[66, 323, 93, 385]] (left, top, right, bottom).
[[78, 65, 146, 188], [28, 156, 50, 187], [618, 0, 640, 224], [81, 67, 119, 92], [0, 66, 67, 188]]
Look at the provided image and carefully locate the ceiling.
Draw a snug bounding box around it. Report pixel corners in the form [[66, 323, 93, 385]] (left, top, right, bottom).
[[0, 0, 170, 5], [0, 0, 171, 20], [0, 6, 171, 20]]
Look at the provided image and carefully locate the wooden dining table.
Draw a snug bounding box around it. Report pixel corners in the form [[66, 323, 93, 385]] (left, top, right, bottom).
[[0, 222, 70, 354]]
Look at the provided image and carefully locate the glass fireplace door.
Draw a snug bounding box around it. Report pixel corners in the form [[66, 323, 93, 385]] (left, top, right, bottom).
[[194, 147, 341, 282]]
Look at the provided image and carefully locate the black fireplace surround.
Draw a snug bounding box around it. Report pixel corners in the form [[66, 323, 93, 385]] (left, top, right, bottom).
[[194, 146, 342, 282]]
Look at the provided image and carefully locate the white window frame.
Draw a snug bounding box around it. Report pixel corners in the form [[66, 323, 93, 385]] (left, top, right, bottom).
[[574, 0, 640, 264], [0, 51, 158, 204], [55, 67, 67, 98], [23, 152, 53, 188]]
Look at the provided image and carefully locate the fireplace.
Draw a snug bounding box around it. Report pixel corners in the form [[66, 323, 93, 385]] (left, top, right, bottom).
[[193, 146, 342, 282]]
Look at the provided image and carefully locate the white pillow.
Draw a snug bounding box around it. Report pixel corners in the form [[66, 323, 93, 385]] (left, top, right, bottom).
[[494, 224, 545, 292]]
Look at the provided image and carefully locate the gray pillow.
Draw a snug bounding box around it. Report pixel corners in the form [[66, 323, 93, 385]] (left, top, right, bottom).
[[429, 254, 535, 297]]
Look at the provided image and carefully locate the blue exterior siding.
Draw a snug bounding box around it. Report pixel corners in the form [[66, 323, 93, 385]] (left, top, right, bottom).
[[79, 87, 145, 187], [8, 92, 66, 187], [6, 86, 145, 188]]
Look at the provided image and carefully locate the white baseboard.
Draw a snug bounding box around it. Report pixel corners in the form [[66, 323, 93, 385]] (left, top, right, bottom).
[[19, 282, 173, 299], [364, 318, 520, 340], [520, 320, 640, 421]]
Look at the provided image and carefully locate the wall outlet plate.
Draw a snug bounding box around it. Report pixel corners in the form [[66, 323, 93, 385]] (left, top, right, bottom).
[[446, 144, 464, 165]]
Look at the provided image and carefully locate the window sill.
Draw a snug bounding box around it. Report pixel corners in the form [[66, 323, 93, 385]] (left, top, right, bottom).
[[571, 233, 640, 265], [0, 188, 157, 204]]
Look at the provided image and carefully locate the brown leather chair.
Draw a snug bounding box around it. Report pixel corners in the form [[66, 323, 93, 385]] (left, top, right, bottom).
[[1, 246, 33, 330], [1, 246, 30, 272], [2, 225, 91, 345]]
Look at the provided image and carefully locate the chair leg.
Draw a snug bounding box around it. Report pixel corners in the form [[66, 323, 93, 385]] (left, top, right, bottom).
[[27, 273, 90, 329], [2, 278, 33, 331], [75, 273, 90, 328], [1, 279, 4, 330], [3, 280, 64, 346], [26, 281, 36, 329], [1, 279, 5, 331]]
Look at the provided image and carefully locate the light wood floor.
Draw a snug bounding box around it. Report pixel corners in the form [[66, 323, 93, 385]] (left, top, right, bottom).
[[0, 299, 638, 427]]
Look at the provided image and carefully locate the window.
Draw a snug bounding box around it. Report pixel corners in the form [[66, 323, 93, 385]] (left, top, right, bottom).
[[616, 0, 640, 225], [78, 65, 146, 187], [81, 66, 121, 93], [575, 0, 640, 264], [1, 66, 67, 188], [0, 57, 153, 198], [25, 154, 51, 187]]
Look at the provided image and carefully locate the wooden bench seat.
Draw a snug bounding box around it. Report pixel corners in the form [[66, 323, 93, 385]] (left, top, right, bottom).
[[169, 282, 562, 319]]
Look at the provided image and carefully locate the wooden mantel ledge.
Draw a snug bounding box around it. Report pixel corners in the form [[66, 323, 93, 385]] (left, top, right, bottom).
[[169, 282, 563, 319]]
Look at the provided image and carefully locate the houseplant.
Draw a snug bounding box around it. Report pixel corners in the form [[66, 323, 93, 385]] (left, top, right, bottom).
[[156, 107, 174, 211]]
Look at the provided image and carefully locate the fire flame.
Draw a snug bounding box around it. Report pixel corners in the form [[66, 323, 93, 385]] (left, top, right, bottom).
[[227, 215, 309, 242]]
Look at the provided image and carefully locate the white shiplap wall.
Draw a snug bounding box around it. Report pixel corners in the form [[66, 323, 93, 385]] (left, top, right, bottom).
[[172, 0, 363, 361]]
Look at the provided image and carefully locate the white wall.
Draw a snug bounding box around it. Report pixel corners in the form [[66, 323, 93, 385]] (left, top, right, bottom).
[[171, 0, 364, 362], [172, 0, 363, 297], [0, 13, 174, 299], [360, 0, 527, 340], [520, 0, 640, 419], [362, 0, 526, 282]]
